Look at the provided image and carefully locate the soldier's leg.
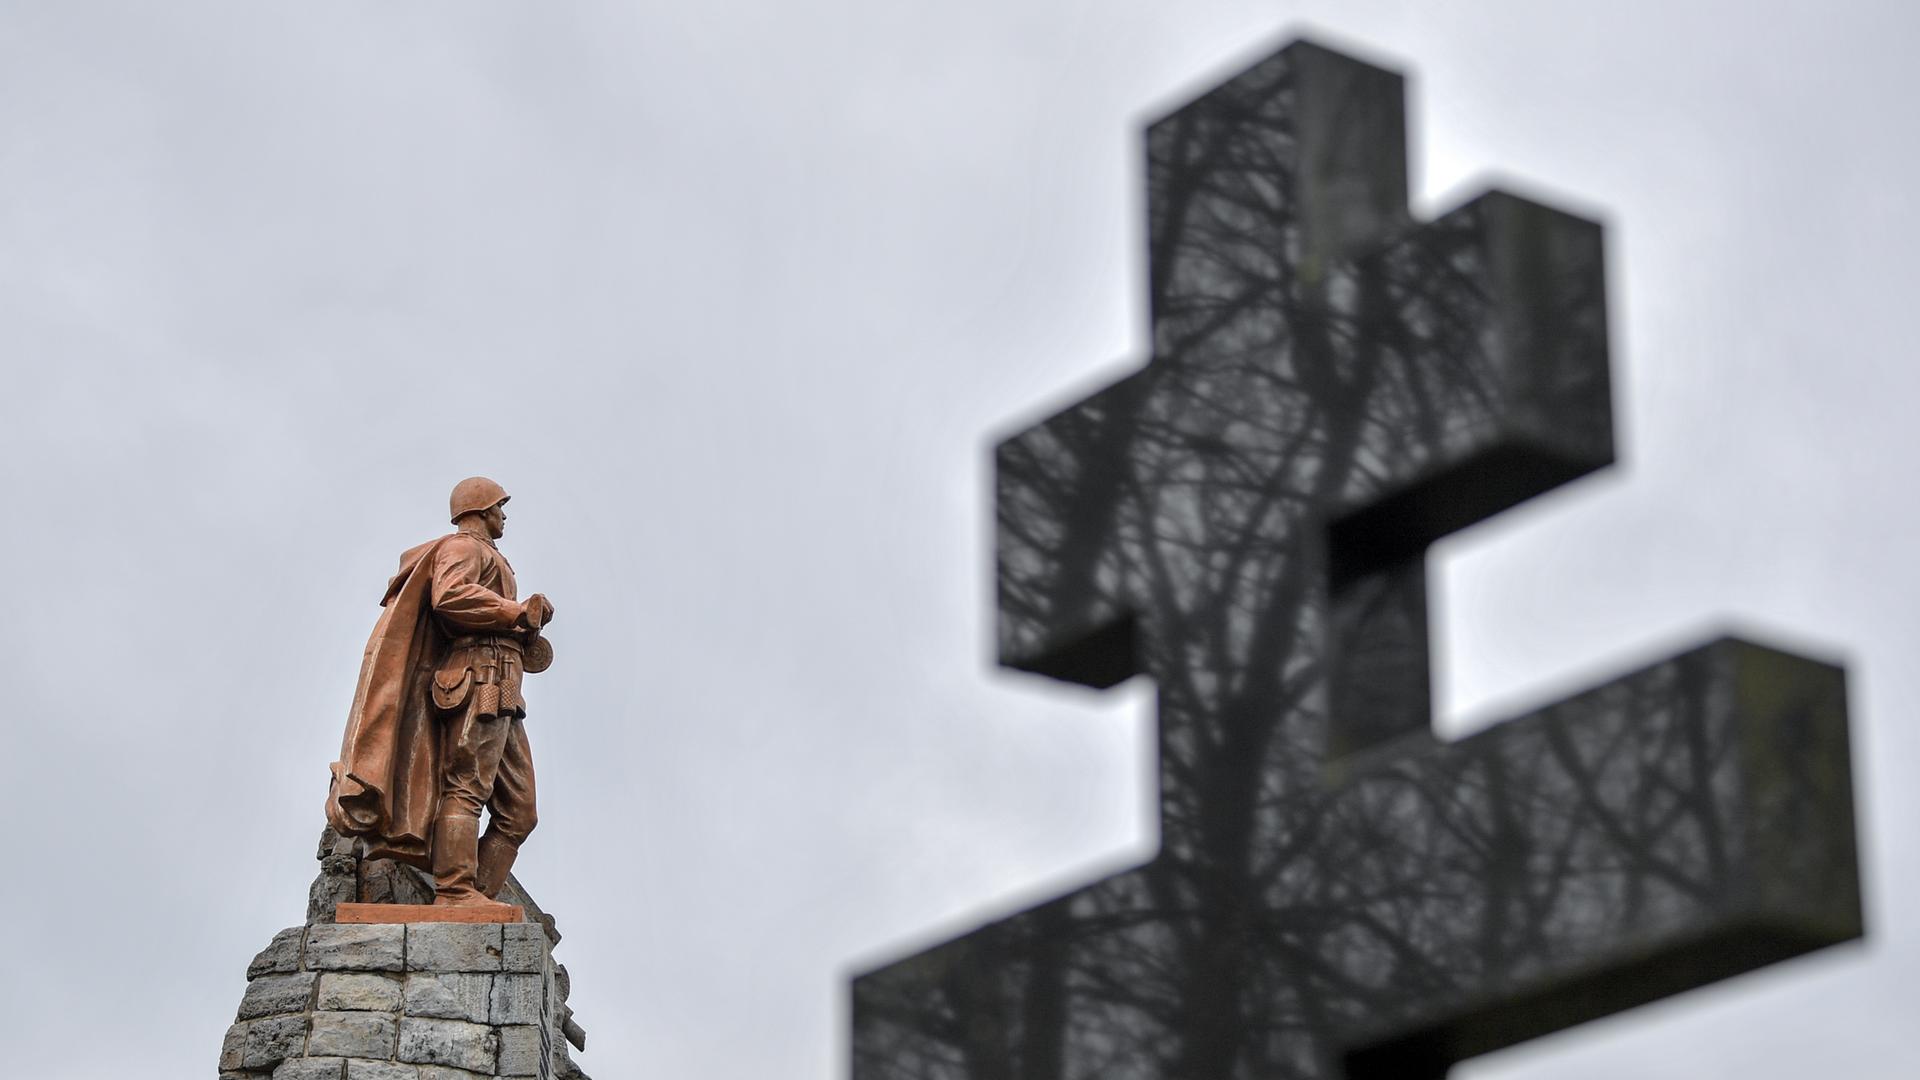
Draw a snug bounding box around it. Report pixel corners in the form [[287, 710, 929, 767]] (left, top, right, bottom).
[[434, 709, 513, 905], [477, 717, 538, 898]]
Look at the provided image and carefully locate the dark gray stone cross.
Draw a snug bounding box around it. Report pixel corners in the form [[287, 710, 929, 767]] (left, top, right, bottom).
[[852, 39, 1862, 1080]]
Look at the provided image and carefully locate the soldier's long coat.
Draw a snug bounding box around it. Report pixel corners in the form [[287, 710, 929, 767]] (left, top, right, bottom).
[[325, 535, 461, 867]]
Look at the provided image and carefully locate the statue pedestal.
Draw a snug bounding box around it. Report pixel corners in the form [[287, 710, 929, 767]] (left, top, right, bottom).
[[221, 830, 588, 1079], [221, 921, 578, 1080]]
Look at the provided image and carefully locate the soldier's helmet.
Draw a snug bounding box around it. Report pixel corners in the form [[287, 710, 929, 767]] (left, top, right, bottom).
[[449, 476, 510, 523]]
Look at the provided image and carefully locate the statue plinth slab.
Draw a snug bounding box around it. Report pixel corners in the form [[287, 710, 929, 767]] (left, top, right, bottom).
[[336, 901, 525, 924]]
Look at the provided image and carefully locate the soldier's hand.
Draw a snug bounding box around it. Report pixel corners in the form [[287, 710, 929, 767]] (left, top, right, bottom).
[[523, 593, 555, 629]]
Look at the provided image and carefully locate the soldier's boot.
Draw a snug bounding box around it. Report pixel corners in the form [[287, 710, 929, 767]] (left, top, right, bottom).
[[475, 828, 521, 900], [430, 813, 495, 906]]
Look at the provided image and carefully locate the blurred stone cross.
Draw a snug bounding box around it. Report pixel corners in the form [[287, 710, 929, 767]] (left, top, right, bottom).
[[852, 38, 1861, 1080]]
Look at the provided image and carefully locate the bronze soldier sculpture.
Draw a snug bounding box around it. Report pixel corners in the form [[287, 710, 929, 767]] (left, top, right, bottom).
[[326, 477, 555, 910]]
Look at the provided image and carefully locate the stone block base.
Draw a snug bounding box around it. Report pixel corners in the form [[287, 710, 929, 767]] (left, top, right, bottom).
[[222, 920, 586, 1080]]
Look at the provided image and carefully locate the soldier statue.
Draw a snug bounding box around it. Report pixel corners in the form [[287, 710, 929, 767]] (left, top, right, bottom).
[[325, 477, 555, 910]]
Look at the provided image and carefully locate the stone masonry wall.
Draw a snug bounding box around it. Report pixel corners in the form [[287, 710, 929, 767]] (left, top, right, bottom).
[[220, 921, 574, 1080]]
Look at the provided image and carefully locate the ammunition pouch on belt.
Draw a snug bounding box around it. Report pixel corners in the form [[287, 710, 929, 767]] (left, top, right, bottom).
[[433, 635, 528, 717], [432, 665, 474, 711]]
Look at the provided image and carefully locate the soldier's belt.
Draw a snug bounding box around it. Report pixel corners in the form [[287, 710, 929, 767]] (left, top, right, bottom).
[[447, 634, 524, 653], [445, 632, 552, 673]]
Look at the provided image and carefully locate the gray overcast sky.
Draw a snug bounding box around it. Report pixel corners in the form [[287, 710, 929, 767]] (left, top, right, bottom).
[[2, 1, 1915, 1076]]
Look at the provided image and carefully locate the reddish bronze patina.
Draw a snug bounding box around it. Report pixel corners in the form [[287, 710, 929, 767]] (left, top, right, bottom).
[[334, 901, 526, 924], [326, 477, 555, 914]]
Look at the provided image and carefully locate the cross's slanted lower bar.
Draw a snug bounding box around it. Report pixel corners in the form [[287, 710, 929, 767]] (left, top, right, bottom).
[[851, 39, 1861, 1080]]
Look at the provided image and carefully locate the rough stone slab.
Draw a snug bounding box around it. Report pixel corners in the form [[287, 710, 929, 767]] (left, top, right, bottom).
[[220, 1021, 249, 1069], [316, 972, 405, 1012], [346, 1062, 419, 1080], [489, 974, 544, 1027], [338, 902, 523, 924], [495, 1025, 543, 1077], [306, 923, 406, 972], [396, 1016, 496, 1073], [240, 971, 318, 1020], [415, 1068, 489, 1080], [406, 923, 502, 972], [360, 857, 437, 906], [499, 924, 547, 974], [403, 973, 493, 1023], [529, 912, 560, 948], [320, 826, 356, 859], [307, 1011, 399, 1058], [311, 852, 359, 923], [561, 1011, 586, 1053], [273, 1059, 346, 1080], [241, 1014, 308, 1069], [251, 927, 307, 977]]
